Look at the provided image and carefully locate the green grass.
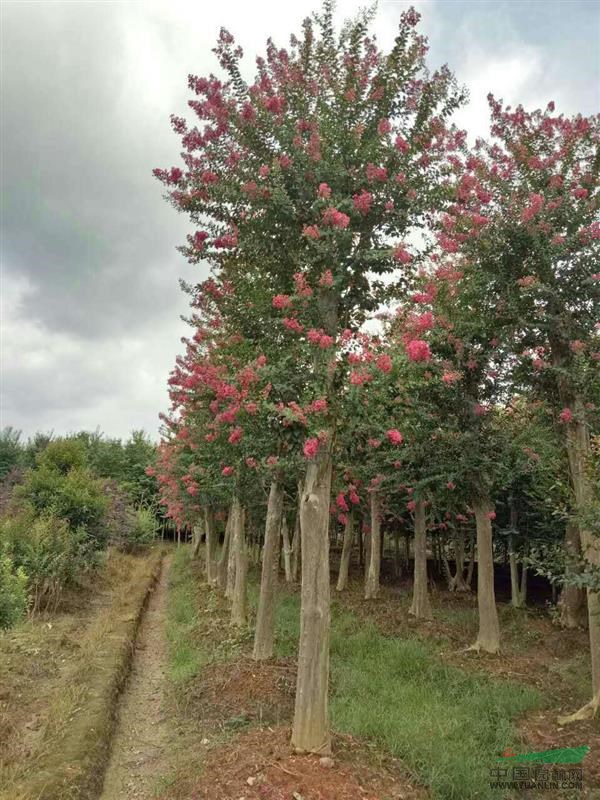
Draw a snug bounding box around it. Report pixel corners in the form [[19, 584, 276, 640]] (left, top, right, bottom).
[[275, 592, 542, 800], [165, 547, 208, 684]]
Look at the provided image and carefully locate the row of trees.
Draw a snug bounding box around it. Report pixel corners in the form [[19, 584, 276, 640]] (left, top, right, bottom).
[[0, 431, 159, 628], [153, 3, 599, 751]]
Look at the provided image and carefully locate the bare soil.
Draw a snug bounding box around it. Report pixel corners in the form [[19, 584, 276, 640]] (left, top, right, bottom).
[[193, 725, 426, 800]]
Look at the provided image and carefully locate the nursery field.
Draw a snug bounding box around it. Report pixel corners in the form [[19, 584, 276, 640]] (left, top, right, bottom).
[[4, 544, 597, 799], [2, 0, 599, 798]]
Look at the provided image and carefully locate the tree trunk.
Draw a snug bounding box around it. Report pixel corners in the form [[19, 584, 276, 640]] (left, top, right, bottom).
[[508, 534, 526, 609], [230, 498, 247, 627], [291, 454, 333, 755], [559, 522, 587, 628], [558, 398, 600, 722], [204, 507, 217, 585], [217, 503, 233, 594], [409, 499, 432, 619], [225, 512, 236, 601], [291, 489, 301, 582], [365, 492, 381, 600], [336, 512, 354, 592], [253, 478, 284, 660], [281, 515, 293, 583], [192, 522, 202, 559], [471, 500, 500, 653], [393, 527, 401, 580], [466, 533, 475, 588]]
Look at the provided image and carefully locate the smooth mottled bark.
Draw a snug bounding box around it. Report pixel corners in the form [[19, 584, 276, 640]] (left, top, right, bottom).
[[217, 502, 233, 594], [558, 398, 600, 722], [253, 479, 284, 660], [281, 515, 293, 583], [559, 522, 587, 629], [291, 454, 333, 755], [471, 500, 500, 653], [192, 521, 203, 559], [291, 498, 301, 583], [365, 492, 381, 600], [509, 534, 527, 609], [230, 498, 247, 627], [336, 512, 354, 592], [204, 506, 217, 585], [409, 499, 432, 619]]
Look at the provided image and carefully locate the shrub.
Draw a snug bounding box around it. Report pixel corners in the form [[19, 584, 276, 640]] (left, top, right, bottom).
[[125, 507, 158, 552], [16, 466, 108, 547], [0, 507, 94, 613], [0, 556, 28, 629]]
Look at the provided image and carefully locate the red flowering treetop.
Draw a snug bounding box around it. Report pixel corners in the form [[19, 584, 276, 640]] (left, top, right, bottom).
[[154, 3, 465, 343], [435, 97, 600, 419]]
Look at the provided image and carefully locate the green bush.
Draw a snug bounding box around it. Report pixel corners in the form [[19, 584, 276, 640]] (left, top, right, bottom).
[[0, 507, 94, 613], [16, 466, 108, 547], [0, 555, 28, 629], [126, 507, 158, 552]]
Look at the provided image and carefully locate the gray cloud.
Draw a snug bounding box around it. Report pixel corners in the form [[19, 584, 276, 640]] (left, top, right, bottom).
[[1, 0, 598, 439]]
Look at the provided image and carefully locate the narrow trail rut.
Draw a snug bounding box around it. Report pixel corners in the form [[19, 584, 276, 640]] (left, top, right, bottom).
[[100, 556, 171, 800]]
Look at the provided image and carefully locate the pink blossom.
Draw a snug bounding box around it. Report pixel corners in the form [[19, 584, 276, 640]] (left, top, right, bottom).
[[303, 437, 320, 458], [473, 403, 489, 416], [338, 513, 348, 526], [486, 511, 496, 521], [442, 371, 461, 384], [318, 182, 332, 198], [336, 493, 349, 512], [258, 164, 270, 178], [559, 407, 573, 424], [367, 438, 381, 449], [278, 154, 292, 169], [376, 353, 393, 373], [303, 224, 321, 239], [228, 427, 243, 444], [394, 135, 409, 153], [520, 193, 544, 222], [393, 246, 412, 264], [266, 455, 279, 466], [322, 207, 350, 228], [310, 398, 328, 413], [349, 490, 360, 505], [366, 163, 388, 182], [245, 457, 258, 469], [407, 500, 416, 512], [406, 339, 431, 362], [353, 190, 373, 216], [447, 481, 456, 490], [272, 294, 292, 309], [256, 355, 267, 367], [282, 317, 304, 334], [386, 428, 403, 445], [569, 340, 585, 354], [222, 466, 234, 477], [245, 402, 258, 415], [378, 118, 392, 135], [318, 270, 334, 288]]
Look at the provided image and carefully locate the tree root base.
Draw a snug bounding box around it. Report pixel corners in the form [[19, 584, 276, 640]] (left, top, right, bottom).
[[557, 694, 600, 725]]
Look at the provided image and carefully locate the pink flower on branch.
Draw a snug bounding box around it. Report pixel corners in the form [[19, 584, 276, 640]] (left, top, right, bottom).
[[406, 339, 431, 362], [386, 429, 403, 445], [303, 437, 320, 459]]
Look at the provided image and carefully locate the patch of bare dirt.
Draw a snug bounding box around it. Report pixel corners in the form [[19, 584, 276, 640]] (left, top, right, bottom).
[[191, 725, 427, 800], [189, 657, 296, 728]]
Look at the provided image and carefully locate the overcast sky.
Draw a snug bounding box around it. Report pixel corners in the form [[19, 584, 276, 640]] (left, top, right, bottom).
[[1, 0, 599, 441]]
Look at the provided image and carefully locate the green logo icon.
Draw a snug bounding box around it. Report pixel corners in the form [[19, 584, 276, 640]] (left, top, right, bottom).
[[499, 746, 590, 764]]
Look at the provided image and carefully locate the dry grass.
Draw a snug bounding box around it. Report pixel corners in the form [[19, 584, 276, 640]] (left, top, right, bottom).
[[0, 547, 164, 800]]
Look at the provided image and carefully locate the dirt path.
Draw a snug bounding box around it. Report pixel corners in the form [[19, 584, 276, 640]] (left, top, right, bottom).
[[99, 556, 171, 800]]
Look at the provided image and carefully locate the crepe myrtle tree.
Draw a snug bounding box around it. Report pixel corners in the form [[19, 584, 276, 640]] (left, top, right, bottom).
[[438, 97, 600, 717], [155, 2, 465, 753]]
